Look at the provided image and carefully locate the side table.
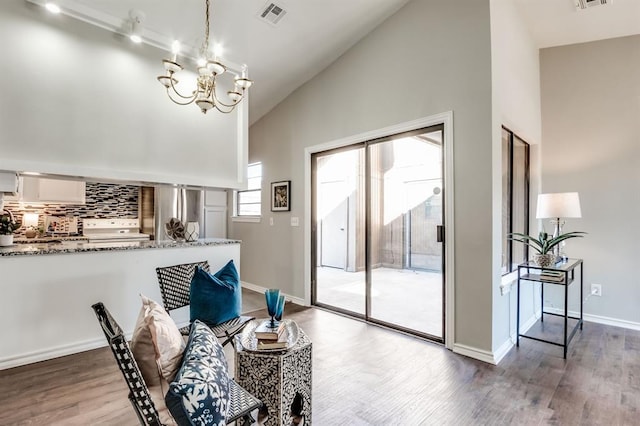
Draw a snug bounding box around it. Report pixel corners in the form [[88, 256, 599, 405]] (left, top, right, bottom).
[[235, 321, 312, 426], [516, 258, 584, 358]]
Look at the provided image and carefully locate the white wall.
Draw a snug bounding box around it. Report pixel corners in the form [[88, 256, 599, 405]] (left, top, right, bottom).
[[0, 1, 247, 189], [230, 0, 496, 354], [489, 0, 542, 358], [540, 35, 640, 328]]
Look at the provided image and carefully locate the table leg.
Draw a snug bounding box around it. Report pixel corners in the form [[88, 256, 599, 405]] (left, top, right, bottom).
[[516, 274, 521, 348], [580, 263, 584, 330], [541, 282, 544, 322], [563, 281, 568, 359]]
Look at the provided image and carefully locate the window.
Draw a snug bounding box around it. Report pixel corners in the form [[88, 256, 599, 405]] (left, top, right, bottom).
[[235, 162, 262, 216], [502, 127, 530, 274]]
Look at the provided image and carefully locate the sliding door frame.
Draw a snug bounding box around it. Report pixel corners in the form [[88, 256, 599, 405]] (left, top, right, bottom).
[[304, 112, 455, 349]]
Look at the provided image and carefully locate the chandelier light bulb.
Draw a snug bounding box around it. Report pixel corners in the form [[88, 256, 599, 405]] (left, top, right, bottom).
[[171, 40, 181, 54], [197, 57, 207, 67], [213, 43, 224, 60]]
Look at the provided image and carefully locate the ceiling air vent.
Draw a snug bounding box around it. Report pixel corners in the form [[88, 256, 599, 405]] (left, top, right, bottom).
[[575, 0, 611, 11], [257, 2, 287, 26]]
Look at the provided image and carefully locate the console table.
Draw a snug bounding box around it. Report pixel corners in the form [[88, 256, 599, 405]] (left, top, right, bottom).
[[234, 321, 312, 425], [516, 258, 583, 358]]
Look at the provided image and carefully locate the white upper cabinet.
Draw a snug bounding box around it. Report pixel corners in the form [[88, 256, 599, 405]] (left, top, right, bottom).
[[18, 177, 86, 204]]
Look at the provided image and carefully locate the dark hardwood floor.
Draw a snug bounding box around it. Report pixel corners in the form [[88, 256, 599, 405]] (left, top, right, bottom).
[[1, 304, 639, 425]]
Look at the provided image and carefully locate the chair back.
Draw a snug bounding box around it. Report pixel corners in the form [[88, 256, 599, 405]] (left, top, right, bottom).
[[91, 302, 163, 426], [156, 261, 210, 312]]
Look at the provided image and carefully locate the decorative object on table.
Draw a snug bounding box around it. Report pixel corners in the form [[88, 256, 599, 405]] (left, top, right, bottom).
[[156, 0, 253, 114], [271, 180, 291, 211], [184, 221, 199, 242], [265, 288, 281, 327], [275, 295, 285, 323], [22, 213, 39, 238], [0, 210, 21, 246], [536, 192, 582, 259], [45, 215, 78, 236], [509, 230, 586, 267], [239, 319, 300, 353], [235, 324, 312, 425], [164, 217, 185, 241]]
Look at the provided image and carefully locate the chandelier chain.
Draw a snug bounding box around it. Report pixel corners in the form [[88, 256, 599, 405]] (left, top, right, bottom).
[[202, 0, 210, 58]]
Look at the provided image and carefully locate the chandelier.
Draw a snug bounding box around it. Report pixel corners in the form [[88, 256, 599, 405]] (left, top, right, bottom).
[[156, 0, 253, 114]]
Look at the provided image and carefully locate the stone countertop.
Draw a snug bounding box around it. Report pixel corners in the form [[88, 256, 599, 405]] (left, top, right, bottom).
[[13, 236, 89, 244], [0, 238, 241, 257]]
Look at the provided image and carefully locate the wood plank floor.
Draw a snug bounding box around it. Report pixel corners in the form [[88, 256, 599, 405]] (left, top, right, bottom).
[[1, 304, 639, 425]]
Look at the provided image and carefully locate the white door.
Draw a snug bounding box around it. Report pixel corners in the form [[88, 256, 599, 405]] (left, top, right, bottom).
[[319, 181, 348, 269]]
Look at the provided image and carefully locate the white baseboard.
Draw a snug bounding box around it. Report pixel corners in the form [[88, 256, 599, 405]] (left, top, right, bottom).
[[0, 337, 107, 370], [453, 343, 497, 364], [242, 281, 308, 307], [544, 307, 640, 331]]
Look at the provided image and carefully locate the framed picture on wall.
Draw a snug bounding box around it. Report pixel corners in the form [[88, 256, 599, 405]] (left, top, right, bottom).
[[271, 180, 291, 211]]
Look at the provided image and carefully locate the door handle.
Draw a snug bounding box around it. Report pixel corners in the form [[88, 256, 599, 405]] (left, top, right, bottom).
[[436, 225, 445, 243]]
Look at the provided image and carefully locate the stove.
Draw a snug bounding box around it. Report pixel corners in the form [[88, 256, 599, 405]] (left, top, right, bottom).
[[83, 218, 151, 242]]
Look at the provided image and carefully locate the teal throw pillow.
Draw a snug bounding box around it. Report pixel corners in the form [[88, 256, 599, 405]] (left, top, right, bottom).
[[190, 260, 241, 326]]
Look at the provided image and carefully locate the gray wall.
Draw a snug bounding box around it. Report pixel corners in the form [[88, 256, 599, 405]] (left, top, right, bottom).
[[0, 1, 246, 189], [540, 35, 640, 325], [230, 0, 495, 351]]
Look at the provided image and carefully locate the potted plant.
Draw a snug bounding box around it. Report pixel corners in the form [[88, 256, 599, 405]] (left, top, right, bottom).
[[0, 210, 21, 246], [509, 231, 586, 267]]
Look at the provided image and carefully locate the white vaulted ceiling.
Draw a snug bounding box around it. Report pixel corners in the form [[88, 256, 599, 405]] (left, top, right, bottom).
[[28, 0, 640, 125]]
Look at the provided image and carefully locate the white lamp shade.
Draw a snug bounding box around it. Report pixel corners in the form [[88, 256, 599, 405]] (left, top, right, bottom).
[[23, 213, 39, 227], [536, 192, 582, 219]]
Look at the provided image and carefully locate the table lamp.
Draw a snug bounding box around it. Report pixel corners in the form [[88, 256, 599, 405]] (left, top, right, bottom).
[[23, 213, 39, 238], [536, 192, 581, 259]]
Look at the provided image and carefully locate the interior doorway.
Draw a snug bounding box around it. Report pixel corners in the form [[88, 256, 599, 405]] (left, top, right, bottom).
[[311, 125, 445, 341]]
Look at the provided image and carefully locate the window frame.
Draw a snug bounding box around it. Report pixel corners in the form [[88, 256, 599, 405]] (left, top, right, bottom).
[[233, 162, 262, 221], [502, 126, 530, 274]]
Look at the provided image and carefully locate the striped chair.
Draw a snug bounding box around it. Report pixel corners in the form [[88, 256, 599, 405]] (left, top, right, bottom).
[[155, 261, 254, 347], [91, 302, 261, 425]]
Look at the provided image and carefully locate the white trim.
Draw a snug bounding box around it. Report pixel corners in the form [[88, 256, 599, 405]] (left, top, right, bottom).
[[304, 112, 455, 348], [544, 307, 640, 331], [242, 281, 308, 307], [452, 343, 496, 364], [231, 216, 261, 223]]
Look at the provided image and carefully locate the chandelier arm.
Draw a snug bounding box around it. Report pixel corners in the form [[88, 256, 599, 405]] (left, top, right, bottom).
[[211, 87, 242, 109], [166, 89, 198, 106], [167, 76, 199, 100], [213, 104, 236, 114]]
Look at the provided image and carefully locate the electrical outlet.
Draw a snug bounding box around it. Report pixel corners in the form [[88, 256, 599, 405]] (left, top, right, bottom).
[[591, 284, 602, 297]]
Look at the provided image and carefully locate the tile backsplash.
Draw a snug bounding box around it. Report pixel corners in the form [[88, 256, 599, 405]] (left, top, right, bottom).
[[4, 182, 139, 238]]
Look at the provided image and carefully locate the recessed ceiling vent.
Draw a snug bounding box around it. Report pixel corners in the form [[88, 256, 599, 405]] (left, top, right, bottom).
[[575, 0, 611, 11], [257, 2, 287, 26]]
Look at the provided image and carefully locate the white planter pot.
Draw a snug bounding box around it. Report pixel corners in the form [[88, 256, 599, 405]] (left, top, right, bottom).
[[0, 234, 14, 246]]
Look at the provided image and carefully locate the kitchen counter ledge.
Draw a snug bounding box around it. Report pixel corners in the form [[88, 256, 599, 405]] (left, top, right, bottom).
[[0, 238, 241, 257]]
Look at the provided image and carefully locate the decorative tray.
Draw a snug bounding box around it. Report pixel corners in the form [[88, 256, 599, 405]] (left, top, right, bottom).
[[239, 318, 299, 352]]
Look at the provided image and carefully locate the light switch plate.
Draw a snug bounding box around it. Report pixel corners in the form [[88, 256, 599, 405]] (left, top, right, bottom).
[[291, 217, 299, 227]]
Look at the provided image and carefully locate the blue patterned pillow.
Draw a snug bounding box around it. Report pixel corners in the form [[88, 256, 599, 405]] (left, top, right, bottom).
[[165, 320, 230, 425], [190, 260, 242, 326]]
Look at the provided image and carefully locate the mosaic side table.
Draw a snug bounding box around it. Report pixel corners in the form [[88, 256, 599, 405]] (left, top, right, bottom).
[[234, 321, 312, 426]]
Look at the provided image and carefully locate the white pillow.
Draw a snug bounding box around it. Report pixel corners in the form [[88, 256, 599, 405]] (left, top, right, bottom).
[[131, 294, 185, 385]]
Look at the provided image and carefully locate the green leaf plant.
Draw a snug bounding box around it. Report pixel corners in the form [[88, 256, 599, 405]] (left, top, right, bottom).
[[508, 231, 587, 255]]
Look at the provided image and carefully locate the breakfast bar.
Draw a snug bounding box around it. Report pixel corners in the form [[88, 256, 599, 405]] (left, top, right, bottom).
[[0, 238, 241, 370]]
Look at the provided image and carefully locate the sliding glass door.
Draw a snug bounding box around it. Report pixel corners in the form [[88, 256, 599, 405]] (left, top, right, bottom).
[[312, 125, 445, 341]]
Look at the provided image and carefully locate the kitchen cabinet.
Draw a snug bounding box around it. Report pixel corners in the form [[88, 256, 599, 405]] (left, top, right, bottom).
[[15, 177, 86, 204], [204, 189, 227, 238]]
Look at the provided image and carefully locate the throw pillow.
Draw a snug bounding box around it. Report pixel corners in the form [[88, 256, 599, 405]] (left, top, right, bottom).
[[190, 260, 242, 326], [131, 294, 186, 385], [165, 320, 230, 426]]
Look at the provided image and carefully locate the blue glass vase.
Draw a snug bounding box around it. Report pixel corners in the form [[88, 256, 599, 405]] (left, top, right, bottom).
[[274, 295, 285, 323], [265, 289, 281, 328]]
